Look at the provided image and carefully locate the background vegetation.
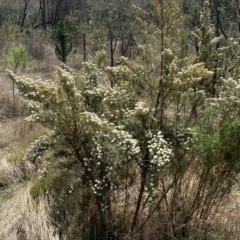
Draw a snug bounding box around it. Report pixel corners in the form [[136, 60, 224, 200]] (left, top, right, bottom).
[[1, 0, 240, 239]]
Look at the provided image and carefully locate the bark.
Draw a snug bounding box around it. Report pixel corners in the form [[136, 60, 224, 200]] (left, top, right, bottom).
[[39, 0, 46, 30], [20, 0, 30, 28]]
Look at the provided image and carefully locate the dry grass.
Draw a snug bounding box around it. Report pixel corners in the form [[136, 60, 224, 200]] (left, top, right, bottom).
[[0, 135, 61, 240], [0, 73, 21, 118], [0, 39, 63, 239], [0, 182, 61, 240], [0, 73, 48, 158], [0, 118, 30, 149], [0, 123, 60, 240], [0, 118, 48, 158], [209, 190, 240, 240], [0, 157, 35, 189]]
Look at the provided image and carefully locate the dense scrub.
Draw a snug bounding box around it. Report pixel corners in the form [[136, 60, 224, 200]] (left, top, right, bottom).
[[1, 0, 240, 239]]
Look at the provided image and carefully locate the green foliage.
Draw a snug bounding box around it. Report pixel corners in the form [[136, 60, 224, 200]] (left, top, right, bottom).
[[54, 19, 72, 63], [91, 0, 138, 66], [194, 76, 240, 171], [3, 43, 30, 72], [3, 43, 30, 109], [30, 167, 67, 199]]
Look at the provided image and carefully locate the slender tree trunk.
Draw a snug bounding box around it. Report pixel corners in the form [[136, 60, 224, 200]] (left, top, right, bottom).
[[39, 0, 46, 30], [83, 33, 86, 61], [110, 37, 114, 67], [131, 149, 150, 231], [52, 0, 63, 27], [131, 173, 146, 231], [20, 0, 30, 28], [235, 0, 240, 39], [154, 0, 164, 129], [121, 32, 124, 56], [214, 0, 227, 39]]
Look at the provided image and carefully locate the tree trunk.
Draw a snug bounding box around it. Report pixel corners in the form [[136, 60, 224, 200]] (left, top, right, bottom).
[[83, 33, 86, 61], [110, 37, 114, 67], [20, 0, 30, 28], [39, 0, 46, 30]]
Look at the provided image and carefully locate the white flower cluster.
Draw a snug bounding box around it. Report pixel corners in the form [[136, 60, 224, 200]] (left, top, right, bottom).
[[207, 78, 240, 118], [131, 67, 146, 79], [111, 128, 141, 162], [80, 124, 140, 198], [144, 185, 159, 203], [23, 134, 52, 162], [68, 185, 74, 194], [139, 131, 173, 197], [92, 142, 103, 161], [176, 126, 191, 150], [80, 111, 107, 128], [38, 167, 47, 180], [125, 101, 152, 118], [101, 202, 110, 212], [56, 67, 83, 105], [82, 61, 103, 89], [148, 131, 172, 168], [100, 87, 136, 121], [6, 68, 83, 126], [162, 48, 174, 62], [102, 86, 134, 108], [82, 141, 113, 197], [113, 56, 147, 86], [89, 177, 110, 196], [105, 65, 132, 80], [57, 67, 75, 87], [135, 101, 149, 113], [175, 63, 213, 90], [6, 70, 59, 103], [84, 86, 106, 98]]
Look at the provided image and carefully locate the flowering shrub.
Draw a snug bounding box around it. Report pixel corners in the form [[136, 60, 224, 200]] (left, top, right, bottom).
[[5, 46, 240, 240], [23, 133, 53, 162], [6, 62, 174, 237], [4, 1, 240, 239]]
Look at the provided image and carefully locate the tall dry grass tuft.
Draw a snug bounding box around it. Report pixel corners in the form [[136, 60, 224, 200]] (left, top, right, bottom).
[[0, 156, 36, 188], [0, 115, 48, 159], [208, 191, 240, 240], [0, 182, 61, 240], [0, 119, 30, 149]]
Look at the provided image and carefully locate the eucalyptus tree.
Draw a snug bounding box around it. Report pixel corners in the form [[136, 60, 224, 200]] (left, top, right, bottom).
[[64, 0, 92, 61], [36, 0, 83, 29], [0, 0, 37, 27], [90, 0, 137, 67]]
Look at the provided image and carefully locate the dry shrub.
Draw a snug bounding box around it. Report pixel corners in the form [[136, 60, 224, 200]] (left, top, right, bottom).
[[26, 42, 59, 80], [25, 34, 45, 60], [66, 52, 83, 70]]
